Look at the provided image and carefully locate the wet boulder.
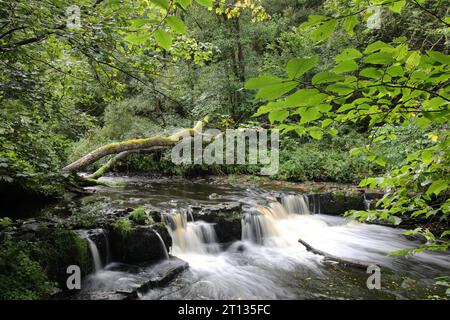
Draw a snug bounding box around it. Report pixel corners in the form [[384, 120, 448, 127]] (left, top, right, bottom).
[[109, 226, 169, 263], [307, 192, 368, 215], [191, 202, 243, 243]]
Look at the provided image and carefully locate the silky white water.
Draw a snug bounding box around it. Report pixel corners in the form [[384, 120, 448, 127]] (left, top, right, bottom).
[[68, 178, 450, 299], [86, 237, 103, 273], [143, 195, 450, 299]]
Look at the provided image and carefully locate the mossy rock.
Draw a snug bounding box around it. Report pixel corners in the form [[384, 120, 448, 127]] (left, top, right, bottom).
[[109, 225, 169, 263], [32, 228, 93, 286]]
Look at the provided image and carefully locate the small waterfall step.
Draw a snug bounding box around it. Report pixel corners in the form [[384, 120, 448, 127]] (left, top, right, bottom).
[[163, 211, 220, 255], [76, 229, 108, 273]]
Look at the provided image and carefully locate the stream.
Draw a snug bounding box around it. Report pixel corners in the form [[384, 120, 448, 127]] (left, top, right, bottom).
[[46, 176, 450, 299]]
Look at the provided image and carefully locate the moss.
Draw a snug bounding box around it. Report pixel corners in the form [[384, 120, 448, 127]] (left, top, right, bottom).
[[129, 206, 152, 225], [32, 228, 93, 285], [333, 191, 346, 202], [0, 217, 13, 230], [113, 218, 132, 235]]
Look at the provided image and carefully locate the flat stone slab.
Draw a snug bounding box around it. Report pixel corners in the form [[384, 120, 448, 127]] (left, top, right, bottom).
[[73, 257, 188, 300]]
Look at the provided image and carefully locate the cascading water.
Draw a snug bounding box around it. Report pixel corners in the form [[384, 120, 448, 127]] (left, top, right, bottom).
[[86, 238, 102, 273], [154, 230, 170, 260], [242, 195, 310, 245], [103, 230, 111, 265], [163, 211, 219, 255], [77, 229, 105, 273], [68, 177, 450, 299], [281, 194, 310, 215]]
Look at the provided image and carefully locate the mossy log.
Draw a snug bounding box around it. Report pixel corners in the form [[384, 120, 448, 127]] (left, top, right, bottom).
[[298, 238, 373, 270], [63, 120, 205, 173], [86, 147, 165, 179]]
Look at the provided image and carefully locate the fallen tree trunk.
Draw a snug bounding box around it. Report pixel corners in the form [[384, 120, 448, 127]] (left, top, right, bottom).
[[86, 147, 165, 179], [63, 119, 205, 173], [298, 238, 373, 270]]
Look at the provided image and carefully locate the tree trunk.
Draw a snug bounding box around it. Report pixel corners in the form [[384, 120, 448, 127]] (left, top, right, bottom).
[[298, 238, 373, 270], [63, 119, 205, 173]]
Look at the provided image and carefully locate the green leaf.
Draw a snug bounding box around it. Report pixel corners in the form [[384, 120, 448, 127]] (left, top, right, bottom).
[[363, 52, 394, 65], [246, 76, 297, 100], [166, 16, 186, 34], [387, 0, 406, 13], [299, 15, 327, 29], [124, 32, 150, 45], [360, 67, 383, 79], [175, 0, 192, 9], [311, 19, 337, 41], [298, 107, 322, 124], [426, 180, 448, 196], [284, 89, 322, 107], [333, 60, 358, 73], [387, 65, 404, 77], [256, 81, 298, 100], [154, 28, 173, 50], [322, 119, 334, 128], [326, 83, 354, 95], [308, 127, 323, 140], [344, 15, 358, 36], [269, 110, 289, 123], [364, 41, 393, 54], [406, 51, 421, 70], [336, 48, 362, 62], [151, 0, 169, 10], [428, 51, 450, 65], [195, 0, 212, 7], [286, 56, 318, 79], [312, 72, 344, 85]]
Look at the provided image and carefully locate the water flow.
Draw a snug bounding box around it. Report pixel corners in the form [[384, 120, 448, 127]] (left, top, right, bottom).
[[77, 230, 104, 273], [103, 231, 111, 265], [86, 237, 102, 273], [163, 211, 219, 255], [154, 230, 170, 259], [281, 194, 310, 215], [242, 195, 310, 245]]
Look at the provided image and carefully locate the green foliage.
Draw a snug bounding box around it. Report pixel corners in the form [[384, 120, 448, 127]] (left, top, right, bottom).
[[129, 206, 152, 225], [113, 218, 133, 235], [247, 0, 450, 257], [0, 217, 13, 230], [0, 227, 92, 299], [0, 240, 53, 300], [276, 130, 371, 183]]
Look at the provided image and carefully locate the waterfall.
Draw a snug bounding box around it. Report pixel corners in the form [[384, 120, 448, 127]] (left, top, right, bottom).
[[163, 211, 219, 255], [86, 237, 102, 273], [363, 194, 373, 210], [242, 194, 310, 245], [154, 230, 170, 260], [103, 230, 111, 265], [77, 230, 104, 273], [281, 195, 310, 215]]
